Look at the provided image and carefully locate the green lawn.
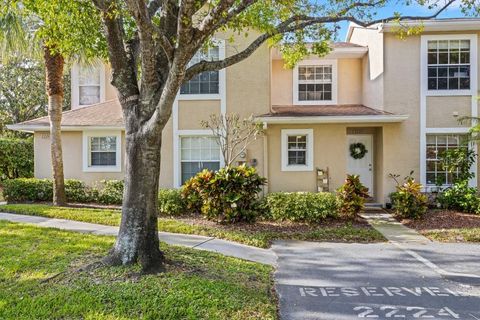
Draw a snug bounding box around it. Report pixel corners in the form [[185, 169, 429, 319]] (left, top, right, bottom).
[[0, 204, 385, 247], [422, 228, 480, 242], [0, 220, 276, 320]]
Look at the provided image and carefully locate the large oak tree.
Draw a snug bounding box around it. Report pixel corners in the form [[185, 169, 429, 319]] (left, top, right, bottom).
[[89, 0, 466, 271]]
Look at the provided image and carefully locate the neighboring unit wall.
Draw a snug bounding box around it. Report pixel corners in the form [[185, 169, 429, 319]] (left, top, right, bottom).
[[382, 33, 422, 201]]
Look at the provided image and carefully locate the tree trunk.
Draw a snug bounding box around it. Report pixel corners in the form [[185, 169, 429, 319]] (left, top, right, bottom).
[[103, 128, 164, 272], [44, 46, 66, 206]]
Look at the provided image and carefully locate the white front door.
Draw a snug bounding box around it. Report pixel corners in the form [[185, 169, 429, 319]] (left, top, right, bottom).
[[347, 134, 373, 196]]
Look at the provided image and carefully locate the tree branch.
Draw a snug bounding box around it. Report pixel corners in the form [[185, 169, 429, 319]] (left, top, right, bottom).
[[185, 0, 456, 80]]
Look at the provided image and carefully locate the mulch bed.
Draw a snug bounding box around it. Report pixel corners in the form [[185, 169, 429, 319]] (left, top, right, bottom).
[[166, 215, 373, 233], [401, 210, 480, 230]]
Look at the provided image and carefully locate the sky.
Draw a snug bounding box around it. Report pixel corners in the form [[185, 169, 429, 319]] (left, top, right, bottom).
[[335, 0, 471, 41]]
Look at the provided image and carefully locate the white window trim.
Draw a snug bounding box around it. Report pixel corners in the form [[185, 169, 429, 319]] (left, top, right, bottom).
[[71, 62, 106, 108], [293, 59, 338, 105], [281, 129, 314, 171], [82, 130, 122, 172], [174, 130, 225, 187], [421, 34, 478, 97], [178, 40, 226, 101]]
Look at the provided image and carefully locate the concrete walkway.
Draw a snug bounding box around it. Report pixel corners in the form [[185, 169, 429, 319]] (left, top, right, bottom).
[[360, 210, 480, 284], [0, 212, 277, 266], [360, 211, 431, 244]]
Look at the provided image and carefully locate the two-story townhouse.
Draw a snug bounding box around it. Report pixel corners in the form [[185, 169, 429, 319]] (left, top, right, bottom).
[[9, 18, 480, 205]]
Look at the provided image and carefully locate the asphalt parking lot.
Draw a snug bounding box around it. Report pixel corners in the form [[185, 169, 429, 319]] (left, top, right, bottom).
[[273, 241, 480, 320]]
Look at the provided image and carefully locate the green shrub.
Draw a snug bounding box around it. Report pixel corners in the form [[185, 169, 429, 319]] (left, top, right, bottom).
[[64, 179, 97, 203], [97, 180, 124, 205], [3, 178, 124, 205], [437, 181, 480, 214], [182, 165, 267, 223], [389, 172, 428, 219], [3, 178, 53, 202], [158, 189, 186, 216], [265, 192, 338, 223], [336, 175, 369, 219], [0, 138, 34, 180]]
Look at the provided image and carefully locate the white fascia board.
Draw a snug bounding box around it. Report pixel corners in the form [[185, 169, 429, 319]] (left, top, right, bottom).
[[382, 19, 480, 32], [7, 124, 125, 132], [256, 115, 409, 124]]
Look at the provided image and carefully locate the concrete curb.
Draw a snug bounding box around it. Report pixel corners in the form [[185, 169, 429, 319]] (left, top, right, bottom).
[[0, 212, 277, 266]]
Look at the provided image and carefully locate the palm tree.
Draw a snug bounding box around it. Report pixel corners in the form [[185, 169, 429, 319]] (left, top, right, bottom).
[[0, 1, 104, 206]]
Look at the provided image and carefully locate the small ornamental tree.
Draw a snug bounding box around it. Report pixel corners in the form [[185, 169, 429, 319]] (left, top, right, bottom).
[[201, 113, 264, 166], [84, 0, 459, 270]]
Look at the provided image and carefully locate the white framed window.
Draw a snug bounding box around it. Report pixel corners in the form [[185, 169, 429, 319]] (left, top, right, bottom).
[[421, 34, 477, 96], [425, 134, 468, 186], [293, 60, 337, 105], [281, 129, 314, 171], [82, 131, 121, 172], [72, 63, 106, 108], [427, 40, 470, 91], [180, 136, 221, 184], [180, 46, 222, 98]]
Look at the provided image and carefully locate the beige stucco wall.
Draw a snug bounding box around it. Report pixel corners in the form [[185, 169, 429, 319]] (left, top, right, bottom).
[[178, 100, 220, 130], [34, 131, 125, 184], [33, 119, 174, 187], [349, 26, 385, 109], [104, 64, 117, 101], [267, 124, 347, 193], [426, 96, 472, 128], [270, 58, 363, 106]]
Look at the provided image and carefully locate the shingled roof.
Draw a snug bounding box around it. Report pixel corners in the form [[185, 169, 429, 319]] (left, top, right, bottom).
[[262, 105, 394, 117], [257, 105, 408, 123], [9, 100, 124, 130]]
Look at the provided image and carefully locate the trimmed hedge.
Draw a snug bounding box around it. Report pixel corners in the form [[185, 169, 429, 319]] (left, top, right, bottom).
[[0, 138, 34, 180], [3, 178, 122, 205], [3, 178, 52, 202], [265, 192, 338, 223]]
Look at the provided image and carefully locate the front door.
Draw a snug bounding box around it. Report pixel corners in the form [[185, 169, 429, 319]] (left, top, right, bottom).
[[347, 134, 373, 196]]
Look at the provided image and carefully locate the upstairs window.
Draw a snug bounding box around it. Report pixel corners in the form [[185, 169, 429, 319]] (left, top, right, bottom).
[[427, 40, 470, 91], [298, 65, 332, 101], [79, 65, 101, 105], [181, 47, 220, 95]]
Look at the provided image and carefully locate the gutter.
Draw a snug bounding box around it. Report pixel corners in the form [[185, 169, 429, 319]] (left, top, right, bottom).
[[6, 124, 125, 133], [256, 114, 409, 124]]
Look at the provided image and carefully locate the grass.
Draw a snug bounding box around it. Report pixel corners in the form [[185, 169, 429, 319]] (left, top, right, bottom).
[[0, 204, 385, 248], [0, 220, 277, 320], [421, 228, 480, 242]]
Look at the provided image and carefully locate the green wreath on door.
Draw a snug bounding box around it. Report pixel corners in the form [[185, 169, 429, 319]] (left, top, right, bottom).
[[349, 142, 368, 159]]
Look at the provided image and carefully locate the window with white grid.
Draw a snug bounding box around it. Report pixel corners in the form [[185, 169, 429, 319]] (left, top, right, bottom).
[[180, 47, 220, 95], [79, 65, 101, 105], [297, 65, 333, 101], [180, 136, 220, 184], [426, 134, 468, 186], [89, 136, 117, 167], [427, 40, 470, 91]]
